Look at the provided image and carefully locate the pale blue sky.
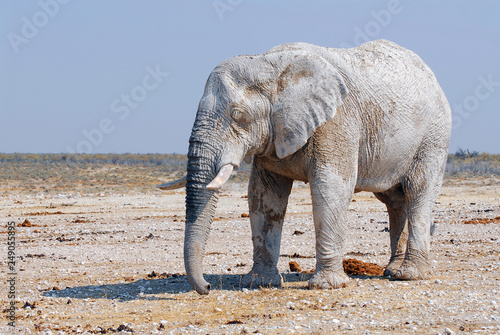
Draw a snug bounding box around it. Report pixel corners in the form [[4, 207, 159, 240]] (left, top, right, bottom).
[[1, 1, 499, 154]]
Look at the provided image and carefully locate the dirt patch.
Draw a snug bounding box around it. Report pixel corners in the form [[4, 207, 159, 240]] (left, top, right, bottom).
[[284, 252, 314, 259], [25, 254, 45, 259], [24, 211, 65, 216], [145, 271, 182, 280], [462, 216, 500, 224], [1, 178, 499, 334]]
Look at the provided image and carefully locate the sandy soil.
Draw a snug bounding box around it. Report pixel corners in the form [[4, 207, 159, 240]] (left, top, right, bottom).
[[1, 178, 499, 334]]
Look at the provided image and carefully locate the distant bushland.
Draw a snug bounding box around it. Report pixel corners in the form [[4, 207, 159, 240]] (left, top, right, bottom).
[[446, 149, 500, 177], [0, 153, 250, 194], [0, 151, 498, 195], [0, 153, 188, 168]]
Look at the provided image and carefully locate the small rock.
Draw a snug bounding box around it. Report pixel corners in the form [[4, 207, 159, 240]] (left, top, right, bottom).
[[116, 324, 134, 332], [23, 302, 36, 309], [443, 328, 455, 335], [226, 320, 243, 325]]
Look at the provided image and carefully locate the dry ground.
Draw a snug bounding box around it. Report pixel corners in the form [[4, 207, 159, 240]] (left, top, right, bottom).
[[1, 177, 499, 334]]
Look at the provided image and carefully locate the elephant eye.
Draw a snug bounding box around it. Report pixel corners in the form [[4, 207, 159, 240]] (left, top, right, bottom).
[[231, 109, 249, 122]]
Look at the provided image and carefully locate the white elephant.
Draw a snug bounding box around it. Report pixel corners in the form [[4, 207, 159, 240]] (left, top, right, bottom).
[[159, 40, 452, 294]]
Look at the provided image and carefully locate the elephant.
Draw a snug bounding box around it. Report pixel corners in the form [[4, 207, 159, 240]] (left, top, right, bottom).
[[158, 39, 452, 295]]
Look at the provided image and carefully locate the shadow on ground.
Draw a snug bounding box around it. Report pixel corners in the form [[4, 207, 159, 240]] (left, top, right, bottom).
[[43, 272, 386, 301], [43, 272, 317, 301]]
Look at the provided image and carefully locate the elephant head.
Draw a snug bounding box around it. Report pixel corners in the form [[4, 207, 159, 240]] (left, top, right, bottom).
[[158, 44, 348, 294]]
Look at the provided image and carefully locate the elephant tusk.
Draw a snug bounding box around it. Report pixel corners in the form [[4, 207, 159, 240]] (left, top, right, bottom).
[[206, 164, 234, 190], [157, 175, 187, 190]]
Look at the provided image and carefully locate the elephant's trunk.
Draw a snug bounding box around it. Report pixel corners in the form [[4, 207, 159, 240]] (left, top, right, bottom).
[[184, 137, 220, 295]]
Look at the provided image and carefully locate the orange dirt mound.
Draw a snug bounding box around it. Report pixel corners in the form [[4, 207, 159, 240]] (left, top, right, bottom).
[[343, 258, 384, 276], [19, 219, 34, 227]]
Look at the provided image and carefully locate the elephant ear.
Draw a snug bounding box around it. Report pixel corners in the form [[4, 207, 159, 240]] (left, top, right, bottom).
[[272, 52, 348, 158]]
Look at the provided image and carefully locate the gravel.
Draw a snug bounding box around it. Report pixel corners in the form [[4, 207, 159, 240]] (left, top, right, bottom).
[[1, 177, 499, 334]]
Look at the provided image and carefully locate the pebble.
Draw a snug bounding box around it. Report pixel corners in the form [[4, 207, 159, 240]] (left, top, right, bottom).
[[443, 328, 455, 335], [13, 182, 500, 333], [491, 300, 498, 310]]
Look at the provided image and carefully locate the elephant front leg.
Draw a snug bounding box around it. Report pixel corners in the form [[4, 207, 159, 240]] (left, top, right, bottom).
[[308, 176, 352, 290], [242, 164, 293, 289]]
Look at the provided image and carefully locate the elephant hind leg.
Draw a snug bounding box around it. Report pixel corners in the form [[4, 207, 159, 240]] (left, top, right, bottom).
[[374, 185, 408, 277], [395, 146, 447, 280]]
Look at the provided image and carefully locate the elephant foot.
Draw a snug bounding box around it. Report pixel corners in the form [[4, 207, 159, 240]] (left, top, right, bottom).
[[308, 268, 349, 290], [242, 268, 282, 289], [383, 255, 405, 277], [394, 257, 431, 280]]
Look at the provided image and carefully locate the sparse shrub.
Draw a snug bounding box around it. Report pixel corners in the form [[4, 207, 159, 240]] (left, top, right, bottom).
[[446, 150, 500, 177]]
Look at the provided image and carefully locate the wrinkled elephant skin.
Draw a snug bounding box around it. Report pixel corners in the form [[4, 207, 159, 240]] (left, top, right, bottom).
[[160, 40, 452, 294]]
